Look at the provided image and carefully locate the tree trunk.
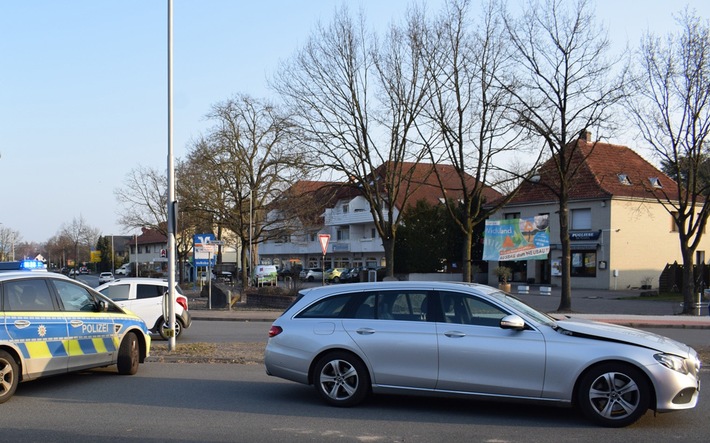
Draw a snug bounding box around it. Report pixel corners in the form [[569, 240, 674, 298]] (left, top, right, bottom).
[[462, 228, 474, 282], [557, 204, 572, 312], [681, 248, 696, 315], [382, 236, 395, 279]]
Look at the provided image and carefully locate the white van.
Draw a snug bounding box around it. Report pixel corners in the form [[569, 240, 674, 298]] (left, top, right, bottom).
[[252, 265, 278, 286]]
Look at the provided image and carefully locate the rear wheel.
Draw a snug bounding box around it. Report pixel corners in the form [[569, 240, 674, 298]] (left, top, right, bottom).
[[313, 351, 369, 407], [158, 317, 184, 340], [0, 350, 19, 404], [577, 363, 650, 427], [117, 332, 140, 375]]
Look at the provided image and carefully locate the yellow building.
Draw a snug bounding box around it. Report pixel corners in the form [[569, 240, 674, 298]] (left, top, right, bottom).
[[493, 132, 710, 290]]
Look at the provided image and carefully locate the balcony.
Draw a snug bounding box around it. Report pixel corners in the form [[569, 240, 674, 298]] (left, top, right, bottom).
[[324, 209, 374, 226]]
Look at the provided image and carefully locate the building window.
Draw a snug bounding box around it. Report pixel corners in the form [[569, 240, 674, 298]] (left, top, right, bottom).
[[371, 228, 376, 238], [571, 251, 597, 277], [504, 212, 520, 220], [649, 177, 662, 188], [337, 228, 350, 241], [618, 174, 632, 185], [571, 208, 592, 230], [342, 204, 349, 213]]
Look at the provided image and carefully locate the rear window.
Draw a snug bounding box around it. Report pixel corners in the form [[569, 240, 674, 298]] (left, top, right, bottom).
[[136, 284, 167, 299], [100, 284, 130, 301], [2, 279, 55, 311]]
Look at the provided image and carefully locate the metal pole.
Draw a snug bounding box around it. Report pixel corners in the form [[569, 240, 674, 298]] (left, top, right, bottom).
[[135, 233, 139, 277], [166, 0, 177, 351], [249, 189, 253, 286]]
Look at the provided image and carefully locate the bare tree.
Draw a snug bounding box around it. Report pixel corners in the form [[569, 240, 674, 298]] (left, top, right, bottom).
[[182, 94, 307, 284], [44, 233, 75, 269], [116, 165, 169, 231], [115, 165, 197, 282], [626, 9, 710, 313], [502, 0, 626, 311], [420, 0, 533, 282], [60, 215, 99, 267], [272, 6, 431, 277], [0, 226, 21, 261]]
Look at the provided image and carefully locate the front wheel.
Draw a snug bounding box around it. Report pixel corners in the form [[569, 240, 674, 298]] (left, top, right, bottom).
[[117, 332, 140, 375], [313, 351, 370, 407], [577, 363, 650, 427], [0, 350, 19, 404], [159, 318, 184, 340]]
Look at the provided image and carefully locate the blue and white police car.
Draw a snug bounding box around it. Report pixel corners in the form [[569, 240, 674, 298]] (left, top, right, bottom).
[[0, 260, 151, 403]]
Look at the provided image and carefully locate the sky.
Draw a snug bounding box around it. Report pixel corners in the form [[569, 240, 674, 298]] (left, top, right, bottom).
[[1, 0, 709, 244]]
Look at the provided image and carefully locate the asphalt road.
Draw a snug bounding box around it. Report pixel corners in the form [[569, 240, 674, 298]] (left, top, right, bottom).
[[1, 363, 708, 442]]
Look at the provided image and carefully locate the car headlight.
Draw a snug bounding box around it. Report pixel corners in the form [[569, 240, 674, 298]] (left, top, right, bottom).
[[654, 353, 691, 375]]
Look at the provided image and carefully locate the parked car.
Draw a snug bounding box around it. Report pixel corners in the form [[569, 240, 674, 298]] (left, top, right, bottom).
[[115, 264, 131, 276], [95, 278, 192, 340], [98, 272, 114, 284], [340, 267, 363, 283], [277, 267, 299, 281], [0, 262, 151, 403], [265, 281, 701, 427], [324, 268, 348, 283], [299, 268, 323, 282]]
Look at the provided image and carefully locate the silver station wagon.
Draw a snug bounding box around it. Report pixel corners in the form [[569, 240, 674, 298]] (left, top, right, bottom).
[[264, 281, 701, 427]]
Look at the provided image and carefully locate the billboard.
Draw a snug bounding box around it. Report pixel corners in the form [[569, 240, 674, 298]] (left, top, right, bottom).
[[483, 215, 550, 261]]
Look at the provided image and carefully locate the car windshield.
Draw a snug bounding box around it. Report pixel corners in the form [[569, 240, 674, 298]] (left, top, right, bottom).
[[486, 289, 557, 327]]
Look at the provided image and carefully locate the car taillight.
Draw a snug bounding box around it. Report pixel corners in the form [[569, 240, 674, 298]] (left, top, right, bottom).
[[268, 325, 283, 338], [177, 296, 188, 311]]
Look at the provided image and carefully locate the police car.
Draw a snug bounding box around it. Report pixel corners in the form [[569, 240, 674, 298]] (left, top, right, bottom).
[[0, 260, 151, 403]]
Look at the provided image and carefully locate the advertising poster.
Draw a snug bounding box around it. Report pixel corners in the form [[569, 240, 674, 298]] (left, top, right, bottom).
[[483, 215, 550, 261]]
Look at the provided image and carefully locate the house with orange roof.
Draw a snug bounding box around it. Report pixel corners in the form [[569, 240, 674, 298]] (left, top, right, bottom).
[[490, 131, 710, 290], [259, 163, 500, 273]]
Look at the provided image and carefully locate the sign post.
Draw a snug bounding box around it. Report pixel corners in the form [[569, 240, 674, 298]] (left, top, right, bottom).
[[318, 234, 330, 286]]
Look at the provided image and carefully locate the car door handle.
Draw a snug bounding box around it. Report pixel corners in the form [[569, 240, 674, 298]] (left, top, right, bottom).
[[356, 328, 376, 335], [13, 320, 30, 328], [444, 331, 466, 338]]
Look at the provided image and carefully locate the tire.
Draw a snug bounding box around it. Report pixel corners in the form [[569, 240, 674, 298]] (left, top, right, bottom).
[[0, 350, 19, 404], [117, 332, 140, 375], [577, 363, 650, 427], [313, 351, 370, 407], [333, 277, 340, 283], [158, 317, 184, 340], [307, 276, 314, 282]]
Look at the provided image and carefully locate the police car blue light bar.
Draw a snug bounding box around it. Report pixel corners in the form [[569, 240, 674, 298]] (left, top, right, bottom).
[[0, 259, 48, 271]]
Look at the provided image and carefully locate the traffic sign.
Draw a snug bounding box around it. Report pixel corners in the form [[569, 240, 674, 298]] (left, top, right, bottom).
[[318, 234, 330, 255]]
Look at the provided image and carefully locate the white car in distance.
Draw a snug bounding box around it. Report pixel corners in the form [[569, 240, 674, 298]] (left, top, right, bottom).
[[98, 272, 114, 284]]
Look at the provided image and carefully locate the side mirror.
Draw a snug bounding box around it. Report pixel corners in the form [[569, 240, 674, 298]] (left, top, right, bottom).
[[95, 300, 108, 312], [500, 314, 525, 331]]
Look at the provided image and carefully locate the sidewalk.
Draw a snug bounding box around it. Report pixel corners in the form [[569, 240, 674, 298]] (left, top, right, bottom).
[[185, 286, 710, 328]]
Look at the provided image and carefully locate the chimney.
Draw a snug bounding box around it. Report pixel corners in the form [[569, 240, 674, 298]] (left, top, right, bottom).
[[579, 129, 592, 143]]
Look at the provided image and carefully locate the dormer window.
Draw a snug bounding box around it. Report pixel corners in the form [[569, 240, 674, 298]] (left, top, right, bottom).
[[649, 177, 662, 188], [618, 174, 632, 185]]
